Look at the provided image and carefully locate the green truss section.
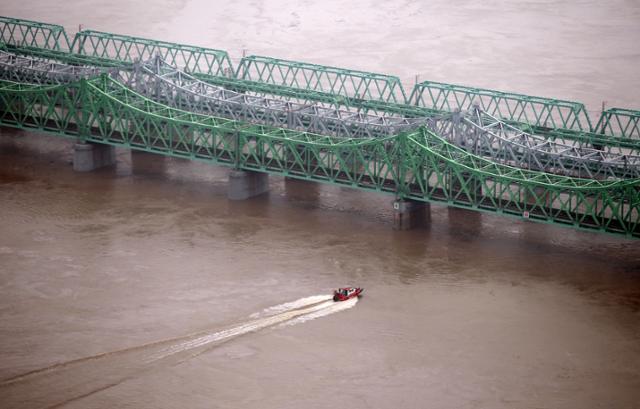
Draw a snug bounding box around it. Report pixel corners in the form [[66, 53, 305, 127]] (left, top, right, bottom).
[[70, 30, 234, 76], [0, 16, 71, 51], [235, 55, 408, 104], [594, 108, 640, 140], [0, 17, 234, 76], [409, 80, 593, 132], [0, 76, 637, 237], [2, 16, 638, 143], [404, 129, 639, 235], [406, 127, 634, 190]]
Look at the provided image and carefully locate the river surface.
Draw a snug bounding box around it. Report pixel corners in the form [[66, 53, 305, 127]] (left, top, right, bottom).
[[1, 1, 639, 408]]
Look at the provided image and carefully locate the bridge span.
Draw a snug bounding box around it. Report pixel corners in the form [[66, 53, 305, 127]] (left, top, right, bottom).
[[0, 17, 638, 238]]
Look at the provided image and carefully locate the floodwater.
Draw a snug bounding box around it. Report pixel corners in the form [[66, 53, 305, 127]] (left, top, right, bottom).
[[1, 1, 640, 408]]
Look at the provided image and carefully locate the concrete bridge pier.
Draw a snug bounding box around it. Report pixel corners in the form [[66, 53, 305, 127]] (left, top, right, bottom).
[[393, 199, 431, 230], [228, 170, 269, 200], [73, 142, 115, 172]]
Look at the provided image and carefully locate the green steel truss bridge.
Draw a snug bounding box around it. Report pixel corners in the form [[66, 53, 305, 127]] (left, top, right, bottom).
[[1, 16, 639, 238]]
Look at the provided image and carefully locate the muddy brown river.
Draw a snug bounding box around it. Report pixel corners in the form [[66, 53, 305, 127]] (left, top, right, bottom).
[[1, 1, 639, 408]]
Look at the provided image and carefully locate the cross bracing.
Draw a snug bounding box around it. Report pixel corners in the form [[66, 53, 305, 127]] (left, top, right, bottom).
[[125, 57, 423, 139], [0, 51, 426, 138], [505, 123, 640, 155], [2, 49, 639, 184], [405, 129, 639, 234], [0, 16, 639, 238], [72, 30, 234, 77], [409, 79, 593, 132], [0, 50, 111, 84], [410, 80, 640, 142], [2, 15, 639, 142], [234, 55, 408, 104], [595, 108, 640, 141], [0, 16, 71, 51], [425, 108, 640, 179], [0, 17, 233, 77], [0, 76, 638, 237], [126, 59, 640, 180]]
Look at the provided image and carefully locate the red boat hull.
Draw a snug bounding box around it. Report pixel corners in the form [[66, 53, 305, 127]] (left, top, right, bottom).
[[333, 287, 364, 302]]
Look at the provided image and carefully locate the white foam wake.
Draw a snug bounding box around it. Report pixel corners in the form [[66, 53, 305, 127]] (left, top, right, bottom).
[[249, 295, 332, 318], [148, 294, 357, 362], [278, 297, 358, 328]]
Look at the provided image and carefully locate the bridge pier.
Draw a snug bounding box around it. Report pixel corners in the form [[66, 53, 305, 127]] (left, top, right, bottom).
[[73, 142, 115, 172], [228, 170, 269, 200], [393, 199, 430, 230]]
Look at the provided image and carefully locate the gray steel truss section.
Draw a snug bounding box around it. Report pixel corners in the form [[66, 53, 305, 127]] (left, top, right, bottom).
[[0, 51, 425, 139], [125, 57, 425, 139], [0, 50, 109, 84], [428, 107, 640, 179]]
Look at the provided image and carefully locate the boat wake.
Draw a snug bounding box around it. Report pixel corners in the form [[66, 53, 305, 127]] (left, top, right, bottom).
[[148, 294, 356, 361], [0, 294, 358, 409]]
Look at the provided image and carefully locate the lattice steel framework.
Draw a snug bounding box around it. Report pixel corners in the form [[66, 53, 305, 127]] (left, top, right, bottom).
[[2, 48, 640, 185], [0, 52, 424, 138], [595, 108, 640, 140], [426, 108, 640, 179], [0, 16, 233, 76], [0, 76, 638, 237], [2, 16, 639, 138], [1, 16, 639, 238], [125, 57, 422, 139], [0, 50, 110, 84], [7, 50, 638, 181], [404, 129, 639, 235], [235, 55, 408, 104], [72, 30, 234, 76], [0, 16, 71, 51], [409, 80, 593, 132]]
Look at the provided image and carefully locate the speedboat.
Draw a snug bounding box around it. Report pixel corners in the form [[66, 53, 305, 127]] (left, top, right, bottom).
[[333, 287, 364, 302]]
